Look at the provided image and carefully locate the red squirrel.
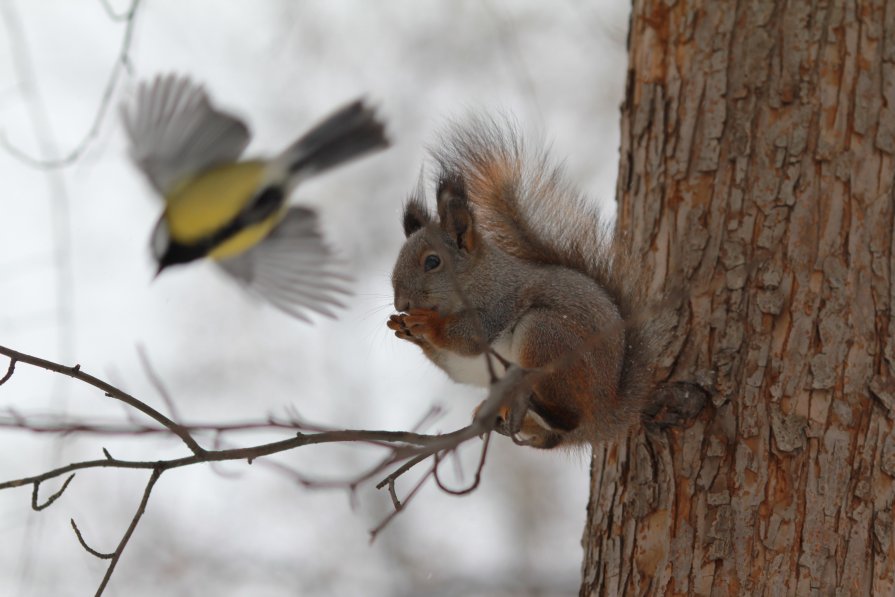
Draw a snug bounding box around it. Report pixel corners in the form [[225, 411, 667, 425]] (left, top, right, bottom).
[[388, 118, 669, 449]]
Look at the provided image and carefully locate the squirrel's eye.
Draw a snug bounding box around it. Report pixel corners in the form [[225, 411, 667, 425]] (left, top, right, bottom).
[[424, 254, 441, 272]]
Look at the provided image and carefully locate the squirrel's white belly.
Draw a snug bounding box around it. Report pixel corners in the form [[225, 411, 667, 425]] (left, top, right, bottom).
[[437, 328, 518, 387]]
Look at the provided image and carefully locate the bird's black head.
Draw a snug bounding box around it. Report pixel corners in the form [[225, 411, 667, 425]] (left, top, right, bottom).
[[150, 216, 207, 277]]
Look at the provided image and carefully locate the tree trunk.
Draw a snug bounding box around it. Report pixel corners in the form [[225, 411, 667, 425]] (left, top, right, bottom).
[[581, 1, 895, 595]]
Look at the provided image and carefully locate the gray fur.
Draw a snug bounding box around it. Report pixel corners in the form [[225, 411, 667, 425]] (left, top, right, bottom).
[[391, 118, 669, 448]]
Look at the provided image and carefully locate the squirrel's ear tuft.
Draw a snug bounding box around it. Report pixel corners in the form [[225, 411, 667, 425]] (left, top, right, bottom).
[[435, 173, 466, 218], [436, 173, 477, 252], [402, 196, 431, 237]]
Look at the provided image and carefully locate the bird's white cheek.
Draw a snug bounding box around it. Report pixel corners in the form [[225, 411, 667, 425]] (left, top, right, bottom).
[[150, 218, 170, 261]]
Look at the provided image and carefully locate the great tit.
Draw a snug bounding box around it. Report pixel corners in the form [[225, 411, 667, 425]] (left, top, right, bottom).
[[121, 74, 389, 321]]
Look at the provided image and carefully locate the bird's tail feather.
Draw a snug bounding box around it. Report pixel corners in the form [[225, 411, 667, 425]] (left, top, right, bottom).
[[278, 100, 389, 183]]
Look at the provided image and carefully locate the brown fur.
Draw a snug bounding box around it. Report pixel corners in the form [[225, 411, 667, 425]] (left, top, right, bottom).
[[390, 118, 670, 448]]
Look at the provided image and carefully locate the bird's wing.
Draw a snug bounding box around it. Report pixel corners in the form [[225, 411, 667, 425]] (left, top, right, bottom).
[[216, 206, 350, 322], [121, 74, 251, 195]]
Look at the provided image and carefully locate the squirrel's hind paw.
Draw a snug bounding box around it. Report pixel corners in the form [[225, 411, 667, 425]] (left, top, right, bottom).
[[480, 400, 563, 449]]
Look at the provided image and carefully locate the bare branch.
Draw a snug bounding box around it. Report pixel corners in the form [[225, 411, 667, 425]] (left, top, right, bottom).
[[433, 432, 491, 496], [0, 411, 454, 442], [32, 473, 75, 511], [367, 433, 492, 538], [0, 344, 206, 456], [0, 342, 518, 593], [95, 468, 161, 596], [375, 453, 430, 493], [385, 478, 403, 510], [408, 405, 445, 433], [0, 425, 475, 493], [0, 358, 15, 386], [98, 0, 132, 21], [1, 0, 142, 168], [70, 519, 114, 559], [369, 467, 435, 543], [136, 344, 181, 421]]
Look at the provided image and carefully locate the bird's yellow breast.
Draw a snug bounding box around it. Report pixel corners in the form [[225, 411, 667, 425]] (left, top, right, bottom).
[[208, 218, 282, 260], [163, 161, 285, 259]]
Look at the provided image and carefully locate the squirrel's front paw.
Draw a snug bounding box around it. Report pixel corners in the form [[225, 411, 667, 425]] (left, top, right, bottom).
[[388, 309, 444, 347], [388, 313, 426, 347], [399, 308, 445, 346]]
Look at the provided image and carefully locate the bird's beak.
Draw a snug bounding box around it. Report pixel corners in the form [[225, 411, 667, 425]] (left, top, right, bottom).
[[153, 262, 166, 280]]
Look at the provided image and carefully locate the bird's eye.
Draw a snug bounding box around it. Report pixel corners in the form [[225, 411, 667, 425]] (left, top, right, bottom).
[[424, 254, 441, 272]]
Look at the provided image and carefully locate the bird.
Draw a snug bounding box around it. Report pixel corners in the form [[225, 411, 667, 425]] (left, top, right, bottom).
[[120, 73, 389, 322]]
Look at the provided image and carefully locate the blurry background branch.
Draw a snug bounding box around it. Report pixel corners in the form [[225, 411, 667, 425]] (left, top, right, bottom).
[[0, 0, 142, 169], [0, 343, 507, 596]]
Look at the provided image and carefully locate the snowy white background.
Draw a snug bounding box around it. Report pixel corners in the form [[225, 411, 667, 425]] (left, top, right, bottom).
[[0, 1, 629, 595]]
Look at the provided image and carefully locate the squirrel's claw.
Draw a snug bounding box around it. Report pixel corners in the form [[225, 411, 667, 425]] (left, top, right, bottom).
[[496, 401, 562, 448], [502, 401, 528, 438]]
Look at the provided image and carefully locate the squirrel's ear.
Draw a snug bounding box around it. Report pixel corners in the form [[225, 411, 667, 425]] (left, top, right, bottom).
[[436, 175, 478, 252], [402, 196, 431, 237]]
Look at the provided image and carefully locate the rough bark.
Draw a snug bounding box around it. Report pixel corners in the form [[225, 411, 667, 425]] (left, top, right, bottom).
[[581, 1, 895, 595]]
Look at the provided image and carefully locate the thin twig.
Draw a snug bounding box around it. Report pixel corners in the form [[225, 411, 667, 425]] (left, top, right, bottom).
[[0, 413, 444, 451], [409, 405, 445, 433], [373, 452, 433, 514], [136, 344, 181, 422], [0, 344, 206, 456], [0, 358, 15, 385], [0, 417, 496, 497], [1, 0, 141, 168], [98, 0, 131, 21], [386, 479, 402, 510], [369, 467, 435, 543], [32, 473, 75, 511], [370, 432, 493, 539], [95, 467, 161, 596], [375, 453, 430, 492], [432, 433, 492, 496], [70, 519, 114, 559]]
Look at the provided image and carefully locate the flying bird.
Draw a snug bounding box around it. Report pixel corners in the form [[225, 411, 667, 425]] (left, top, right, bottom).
[[121, 74, 389, 321]]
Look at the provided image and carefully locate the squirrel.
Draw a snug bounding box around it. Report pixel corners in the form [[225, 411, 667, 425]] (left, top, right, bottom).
[[387, 117, 670, 449]]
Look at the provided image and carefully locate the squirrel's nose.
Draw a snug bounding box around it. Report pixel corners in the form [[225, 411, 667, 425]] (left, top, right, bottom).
[[395, 295, 411, 313]]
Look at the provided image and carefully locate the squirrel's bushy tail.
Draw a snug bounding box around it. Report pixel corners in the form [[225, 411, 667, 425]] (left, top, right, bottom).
[[431, 116, 671, 412]]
